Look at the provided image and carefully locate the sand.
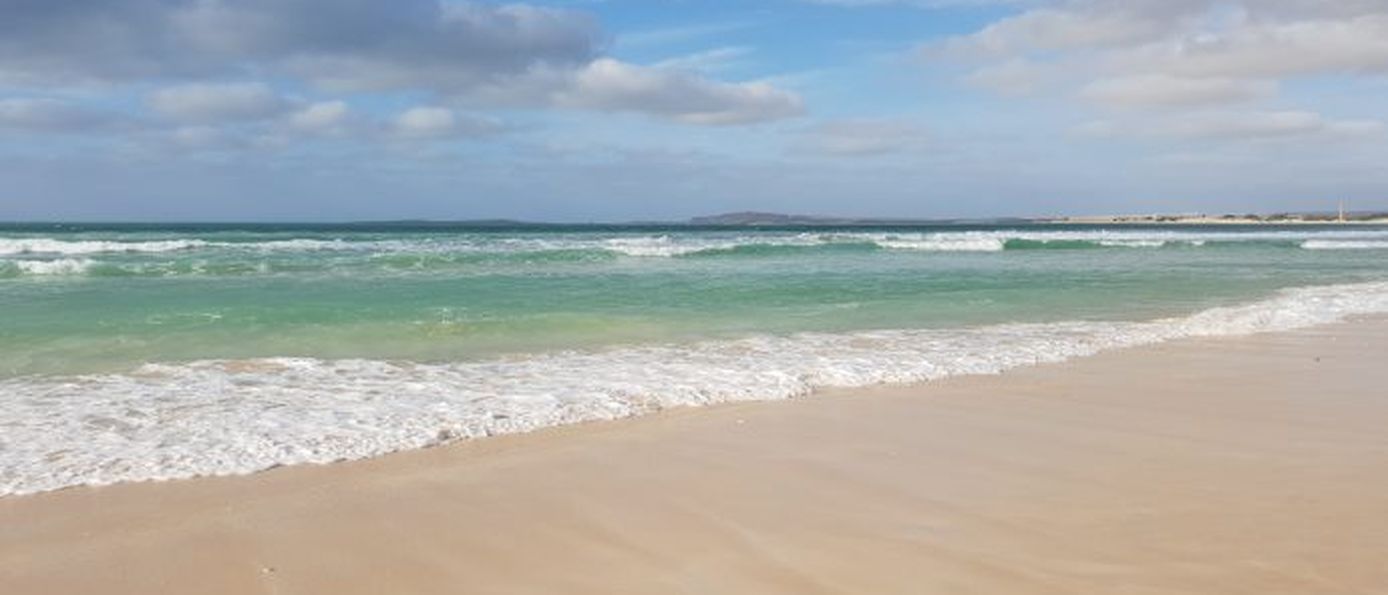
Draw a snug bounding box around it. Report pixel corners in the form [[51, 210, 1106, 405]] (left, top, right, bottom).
[[3, 320, 1387, 594]]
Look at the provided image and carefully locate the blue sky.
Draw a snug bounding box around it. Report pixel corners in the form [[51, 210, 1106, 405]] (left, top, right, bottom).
[[1, 0, 1385, 221]]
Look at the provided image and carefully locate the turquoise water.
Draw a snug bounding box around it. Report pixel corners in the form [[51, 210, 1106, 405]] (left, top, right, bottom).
[[3, 223, 1388, 495], [4, 224, 1386, 377]]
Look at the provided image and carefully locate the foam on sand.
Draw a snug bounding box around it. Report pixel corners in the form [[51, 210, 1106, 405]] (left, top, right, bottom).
[[3, 280, 1388, 496]]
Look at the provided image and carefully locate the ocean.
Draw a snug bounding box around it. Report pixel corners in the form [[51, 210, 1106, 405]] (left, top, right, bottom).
[[3, 222, 1388, 495]]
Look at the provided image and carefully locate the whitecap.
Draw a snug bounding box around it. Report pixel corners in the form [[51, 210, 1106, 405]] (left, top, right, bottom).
[[14, 258, 96, 275], [1302, 240, 1388, 250], [0, 238, 208, 255]]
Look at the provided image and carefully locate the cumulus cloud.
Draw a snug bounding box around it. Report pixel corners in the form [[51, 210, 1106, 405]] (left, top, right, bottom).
[[1123, 13, 1388, 79], [552, 59, 804, 125], [390, 106, 503, 140], [948, 2, 1193, 55], [1080, 75, 1275, 107], [147, 82, 286, 122], [939, 1, 1388, 88], [931, 0, 1388, 146], [0, 0, 599, 86], [393, 107, 458, 138], [0, 0, 802, 127]]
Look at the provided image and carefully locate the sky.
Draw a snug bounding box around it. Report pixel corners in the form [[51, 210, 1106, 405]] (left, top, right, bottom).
[[1, 0, 1385, 221]]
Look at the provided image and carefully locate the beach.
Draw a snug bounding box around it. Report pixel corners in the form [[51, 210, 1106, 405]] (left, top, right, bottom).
[[7, 0, 1388, 591], [6, 224, 1388, 497], [4, 318, 1385, 594]]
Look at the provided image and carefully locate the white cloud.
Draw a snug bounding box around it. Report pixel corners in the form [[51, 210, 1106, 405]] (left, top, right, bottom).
[[947, 3, 1194, 56], [148, 82, 285, 122], [1, 1, 802, 129], [552, 58, 804, 125], [963, 59, 1058, 95], [390, 106, 502, 140], [393, 107, 457, 138], [0, 0, 601, 88], [931, 0, 1388, 158], [939, 1, 1388, 87], [1126, 13, 1388, 79], [1080, 75, 1275, 107]]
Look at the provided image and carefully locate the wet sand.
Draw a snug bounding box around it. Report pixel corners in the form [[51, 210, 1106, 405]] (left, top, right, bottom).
[[3, 320, 1386, 594]]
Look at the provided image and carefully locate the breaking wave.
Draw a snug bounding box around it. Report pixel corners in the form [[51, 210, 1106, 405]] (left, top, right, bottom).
[[3, 280, 1387, 496]]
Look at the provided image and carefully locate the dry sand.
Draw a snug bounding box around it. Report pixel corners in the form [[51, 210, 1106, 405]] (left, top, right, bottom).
[[3, 320, 1387, 594]]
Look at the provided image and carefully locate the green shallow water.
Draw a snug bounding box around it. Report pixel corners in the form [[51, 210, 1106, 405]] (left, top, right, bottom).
[[3, 223, 1387, 377]]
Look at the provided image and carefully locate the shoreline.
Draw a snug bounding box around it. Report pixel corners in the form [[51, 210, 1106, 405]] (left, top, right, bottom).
[[6, 278, 1388, 496], [3, 318, 1387, 593]]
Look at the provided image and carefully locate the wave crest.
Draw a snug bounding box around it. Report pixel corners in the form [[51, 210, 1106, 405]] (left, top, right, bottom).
[[0, 238, 208, 255], [4, 280, 1388, 496], [1302, 240, 1388, 250]]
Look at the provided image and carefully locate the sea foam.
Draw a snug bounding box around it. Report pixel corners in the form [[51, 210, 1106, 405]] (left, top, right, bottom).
[[0, 238, 209, 255], [1301, 240, 1388, 250], [3, 280, 1388, 496], [6, 228, 1388, 262], [11, 259, 96, 275]]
